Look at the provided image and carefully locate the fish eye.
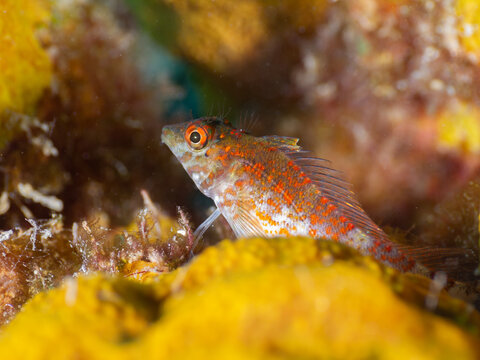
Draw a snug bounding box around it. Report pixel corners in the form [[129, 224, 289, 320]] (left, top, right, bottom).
[[190, 131, 201, 144], [185, 125, 208, 150]]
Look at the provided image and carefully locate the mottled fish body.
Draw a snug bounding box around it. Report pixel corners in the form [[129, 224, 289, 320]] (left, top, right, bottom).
[[162, 117, 425, 272]]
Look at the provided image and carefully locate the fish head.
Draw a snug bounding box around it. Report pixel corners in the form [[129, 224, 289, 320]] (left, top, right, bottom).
[[162, 117, 242, 195]]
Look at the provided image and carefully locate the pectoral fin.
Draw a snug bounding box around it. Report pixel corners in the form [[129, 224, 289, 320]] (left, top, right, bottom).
[[228, 204, 265, 238]]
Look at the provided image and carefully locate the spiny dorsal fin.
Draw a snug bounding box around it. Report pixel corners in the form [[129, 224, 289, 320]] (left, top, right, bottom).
[[262, 136, 300, 150]]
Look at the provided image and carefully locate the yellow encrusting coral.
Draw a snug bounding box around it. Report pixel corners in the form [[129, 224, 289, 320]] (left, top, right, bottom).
[[162, 0, 267, 72], [159, 0, 328, 72], [437, 101, 480, 154], [140, 265, 477, 360], [0, 276, 153, 360], [456, 0, 480, 61], [0, 237, 479, 359], [0, 0, 51, 115]]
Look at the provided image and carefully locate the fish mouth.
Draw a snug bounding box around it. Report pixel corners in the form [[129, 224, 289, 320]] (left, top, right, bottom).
[[161, 126, 174, 145]]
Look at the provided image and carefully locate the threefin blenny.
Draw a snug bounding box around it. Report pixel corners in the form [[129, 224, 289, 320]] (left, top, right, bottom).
[[162, 116, 450, 274]]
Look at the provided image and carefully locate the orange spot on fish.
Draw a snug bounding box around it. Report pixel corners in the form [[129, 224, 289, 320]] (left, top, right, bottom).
[[301, 177, 312, 185], [283, 191, 293, 205], [327, 204, 336, 213], [224, 187, 236, 196], [223, 199, 233, 207], [254, 163, 265, 171], [273, 181, 284, 194], [217, 152, 228, 166], [235, 180, 245, 188], [407, 259, 416, 271], [310, 213, 321, 225]]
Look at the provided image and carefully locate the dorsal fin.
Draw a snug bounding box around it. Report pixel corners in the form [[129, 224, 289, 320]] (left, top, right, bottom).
[[262, 136, 300, 150], [257, 137, 479, 278], [277, 146, 388, 241]]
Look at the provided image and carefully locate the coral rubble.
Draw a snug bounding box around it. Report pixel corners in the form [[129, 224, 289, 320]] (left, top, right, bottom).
[[0, 197, 192, 325]]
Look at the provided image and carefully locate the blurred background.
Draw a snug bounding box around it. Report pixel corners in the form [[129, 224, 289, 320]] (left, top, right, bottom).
[[0, 0, 479, 340]]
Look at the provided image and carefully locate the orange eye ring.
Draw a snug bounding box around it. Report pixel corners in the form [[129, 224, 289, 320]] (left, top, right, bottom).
[[185, 125, 209, 150]]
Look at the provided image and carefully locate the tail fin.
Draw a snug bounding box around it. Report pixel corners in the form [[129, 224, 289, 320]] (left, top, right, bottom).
[[397, 245, 478, 281]]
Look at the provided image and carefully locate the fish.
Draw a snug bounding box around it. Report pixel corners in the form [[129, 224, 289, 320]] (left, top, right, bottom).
[[161, 116, 471, 274]]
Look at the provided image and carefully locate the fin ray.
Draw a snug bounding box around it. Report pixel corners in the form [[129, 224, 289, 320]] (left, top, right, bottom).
[[223, 186, 265, 239], [280, 148, 387, 240], [193, 208, 222, 248], [262, 135, 300, 150], [229, 205, 265, 238], [396, 245, 478, 280]]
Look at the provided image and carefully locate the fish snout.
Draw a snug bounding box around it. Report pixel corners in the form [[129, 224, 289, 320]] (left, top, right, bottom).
[[161, 126, 174, 145]]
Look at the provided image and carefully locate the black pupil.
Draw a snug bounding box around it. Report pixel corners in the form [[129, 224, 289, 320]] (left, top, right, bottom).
[[190, 131, 201, 143]]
